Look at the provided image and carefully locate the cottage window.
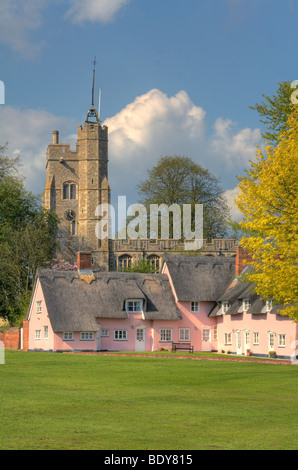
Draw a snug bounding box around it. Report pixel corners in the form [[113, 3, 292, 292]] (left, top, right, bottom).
[[224, 333, 232, 345], [101, 329, 109, 337], [44, 326, 48, 340], [36, 301, 42, 314], [35, 330, 41, 340], [242, 299, 250, 312], [245, 330, 250, 346], [114, 330, 127, 341], [80, 332, 94, 341], [126, 300, 143, 312], [63, 332, 74, 341], [213, 325, 218, 340], [222, 301, 230, 314], [179, 328, 190, 341], [190, 301, 199, 312], [253, 332, 259, 345], [278, 334, 286, 347], [160, 329, 172, 342]]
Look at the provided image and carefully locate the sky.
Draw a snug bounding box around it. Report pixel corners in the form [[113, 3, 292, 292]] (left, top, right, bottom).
[[0, 0, 297, 221]]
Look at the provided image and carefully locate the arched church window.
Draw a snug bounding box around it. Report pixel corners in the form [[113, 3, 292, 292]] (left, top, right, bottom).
[[148, 255, 160, 271], [63, 182, 76, 200], [118, 255, 132, 269]]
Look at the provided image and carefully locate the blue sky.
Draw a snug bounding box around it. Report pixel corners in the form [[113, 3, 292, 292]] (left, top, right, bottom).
[[0, 0, 297, 220]]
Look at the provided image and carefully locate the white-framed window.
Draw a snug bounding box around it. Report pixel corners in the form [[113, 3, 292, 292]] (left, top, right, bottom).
[[179, 328, 190, 341], [101, 329, 109, 337], [63, 332, 74, 341], [44, 326, 48, 340], [242, 299, 250, 312], [224, 333, 232, 345], [160, 329, 172, 342], [35, 330, 41, 340], [253, 332, 259, 345], [222, 301, 230, 314], [190, 301, 200, 312], [36, 301, 42, 314], [245, 330, 250, 346], [266, 299, 273, 312], [114, 330, 127, 341], [80, 332, 94, 341], [278, 334, 286, 347], [125, 299, 143, 312], [213, 325, 218, 340]]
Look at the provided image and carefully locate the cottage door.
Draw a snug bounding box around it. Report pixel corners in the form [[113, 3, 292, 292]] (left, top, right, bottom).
[[236, 330, 242, 355], [135, 328, 145, 352], [202, 329, 211, 352]]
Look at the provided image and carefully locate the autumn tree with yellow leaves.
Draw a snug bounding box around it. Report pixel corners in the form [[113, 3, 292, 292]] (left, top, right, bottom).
[[236, 110, 298, 321]]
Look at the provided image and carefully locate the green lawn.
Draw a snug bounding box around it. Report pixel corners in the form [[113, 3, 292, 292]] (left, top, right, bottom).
[[0, 350, 297, 450]]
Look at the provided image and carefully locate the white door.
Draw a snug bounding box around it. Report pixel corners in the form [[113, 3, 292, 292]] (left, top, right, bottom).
[[268, 332, 275, 352], [135, 328, 145, 352], [96, 329, 101, 351], [202, 329, 211, 352], [236, 330, 242, 355]]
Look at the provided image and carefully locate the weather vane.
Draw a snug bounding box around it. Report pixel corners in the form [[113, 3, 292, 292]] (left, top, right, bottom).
[[86, 56, 100, 123]]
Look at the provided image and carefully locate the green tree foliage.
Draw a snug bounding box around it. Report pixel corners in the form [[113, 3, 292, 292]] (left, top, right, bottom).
[[118, 259, 157, 273], [249, 81, 295, 145], [136, 156, 230, 240], [0, 145, 58, 325], [236, 110, 298, 321]]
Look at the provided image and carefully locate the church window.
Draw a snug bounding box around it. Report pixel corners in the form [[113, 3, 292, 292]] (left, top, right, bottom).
[[118, 255, 132, 269], [63, 183, 69, 199], [63, 183, 76, 200], [148, 255, 160, 271], [71, 220, 76, 236]]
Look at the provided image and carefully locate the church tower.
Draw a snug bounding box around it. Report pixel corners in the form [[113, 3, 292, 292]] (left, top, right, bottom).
[[42, 60, 111, 270]]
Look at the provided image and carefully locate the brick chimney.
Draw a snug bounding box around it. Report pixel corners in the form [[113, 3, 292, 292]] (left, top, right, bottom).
[[77, 251, 92, 272], [235, 246, 252, 277]]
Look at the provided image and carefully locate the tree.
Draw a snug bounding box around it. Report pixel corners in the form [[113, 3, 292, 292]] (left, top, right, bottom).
[[0, 146, 58, 324], [118, 259, 157, 273], [236, 110, 298, 321], [136, 156, 230, 240], [249, 81, 295, 145]]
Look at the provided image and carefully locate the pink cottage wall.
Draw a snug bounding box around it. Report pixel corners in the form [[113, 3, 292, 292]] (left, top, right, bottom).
[[27, 280, 55, 351], [216, 310, 298, 358]]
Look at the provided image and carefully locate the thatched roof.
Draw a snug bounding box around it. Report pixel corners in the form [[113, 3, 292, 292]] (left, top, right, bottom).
[[33, 269, 181, 332], [164, 255, 236, 301]]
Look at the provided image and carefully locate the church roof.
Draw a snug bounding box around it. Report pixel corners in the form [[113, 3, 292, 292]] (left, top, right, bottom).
[[32, 269, 182, 332]]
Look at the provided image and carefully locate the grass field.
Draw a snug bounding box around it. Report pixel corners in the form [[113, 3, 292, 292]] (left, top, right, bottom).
[[0, 350, 297, 450]]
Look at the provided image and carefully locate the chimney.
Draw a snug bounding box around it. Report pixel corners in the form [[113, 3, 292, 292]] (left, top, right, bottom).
[[235, 246, 252, 277], [77, 251, 92, 272], [52, 130, 59, 144]]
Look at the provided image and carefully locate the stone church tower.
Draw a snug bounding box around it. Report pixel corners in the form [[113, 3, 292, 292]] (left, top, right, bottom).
[[42, 63, 111, 270]]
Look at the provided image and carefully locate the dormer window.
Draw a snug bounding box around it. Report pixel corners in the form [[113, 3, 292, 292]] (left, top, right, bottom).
[[266, 299, 273, 311], [126, 299, 143, 312], [242, 299, 250, 312], [222, 301, 230, 314]]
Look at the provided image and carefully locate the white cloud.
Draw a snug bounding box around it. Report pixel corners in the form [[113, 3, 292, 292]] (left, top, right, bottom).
[[65, 0, 132, 24], [0, 106, 75, 194], [103, 89, 262, 206], [0, 0, 47, 58], [223, 187, 242, 222], [0, 89, 262, 222]]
